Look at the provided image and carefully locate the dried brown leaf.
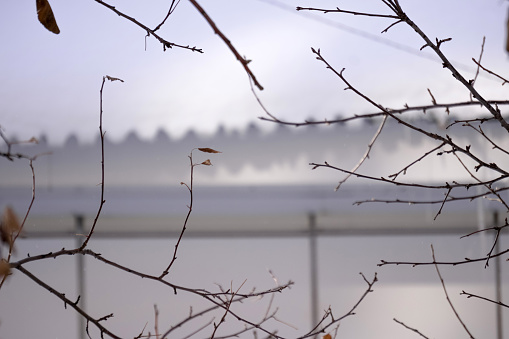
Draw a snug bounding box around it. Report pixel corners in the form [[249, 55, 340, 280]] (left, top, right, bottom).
[[2, 206, 20, 234], [36, 0, 60, 34], [1, 206, 20, 247], [201, 159, 212, 166], [197, 148, 221, 154], [105, 75, 125, 82], [323, 334, 332, 339], [0, 259, 10, 277]]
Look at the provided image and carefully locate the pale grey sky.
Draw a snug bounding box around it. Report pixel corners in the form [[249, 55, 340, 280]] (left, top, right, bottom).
[[1, 2, 509, 338], [1, 0, 507, 144]]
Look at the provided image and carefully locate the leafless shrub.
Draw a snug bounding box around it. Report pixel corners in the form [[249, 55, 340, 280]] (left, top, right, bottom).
[[3, 0, 509, 338]]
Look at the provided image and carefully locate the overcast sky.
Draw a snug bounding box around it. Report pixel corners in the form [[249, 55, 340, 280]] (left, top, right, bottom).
[[1, 0, 508, 145], [1, 2, 509, 337]]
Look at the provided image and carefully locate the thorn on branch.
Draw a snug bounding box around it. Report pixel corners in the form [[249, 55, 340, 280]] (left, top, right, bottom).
[[436, 37, 452, 49], [97, 313, 114, 322], [427, 88, 437, 105]]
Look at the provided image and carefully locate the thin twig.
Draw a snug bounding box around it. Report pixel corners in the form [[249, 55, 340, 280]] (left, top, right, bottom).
[[159, 152, 194, 278], [0, 157, 38, 289], [434, 187, 452, 220], [153, 0, 181, 32], [463, 123, 509, 156], [393, 3, 509, 132], [353, 185, 509, 206], [460, 218, 509, 239], [393, 318, 429, 339], [452, 151, 509, 213], [210, 280, 247, 338], [389, 142, 446, 181], [16, 265, 122, 339], [310, 48, 509, 179], [298, 272, 377, 338], [80, 75, 123, 250], [379, 247, 509, 267], [311, 161, 508, 191], [296, 6, 399, 19], [336, 115, 388, 190], [427, 88, 437, 105], [461, 290, 509, 309], [260, 100, 509, 127], [470, 37, 485, 101], [94, 0, 202, 53], [154, 305, 160, 339], [472, 59, 509, 86], [431, 245, 475, 339]]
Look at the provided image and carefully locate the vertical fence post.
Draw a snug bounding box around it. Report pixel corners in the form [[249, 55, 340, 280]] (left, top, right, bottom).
[[493, 210, 503, 339], [75, 214, 86, 339], [308, 212, 319, 337]]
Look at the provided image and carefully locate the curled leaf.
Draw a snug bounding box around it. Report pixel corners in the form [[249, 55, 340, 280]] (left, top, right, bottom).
[[36, 0, 60, 34], [201, 159, 212, 166], [198, 148, 221, 154], [323, 335, 332, 339], [105, 75, 125, 83]]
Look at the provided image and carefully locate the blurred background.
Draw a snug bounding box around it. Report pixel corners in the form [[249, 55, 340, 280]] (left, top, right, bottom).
[[1, 0, 509, 338]]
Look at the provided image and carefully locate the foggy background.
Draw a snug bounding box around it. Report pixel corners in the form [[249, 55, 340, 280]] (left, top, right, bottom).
[[1, 0, 509, 338]]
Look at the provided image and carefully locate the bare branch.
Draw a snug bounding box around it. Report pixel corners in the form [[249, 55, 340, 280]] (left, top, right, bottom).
[[472, 59, 509, 86], [463, 123, 509, 156], [80, 76, 123, 250], [312, 160, 508, 192], [153, 0, 181, 32], [160, 148, 221, 278], [298, 272, 377, 338], [393, 5, 509, 132], [389, 142, 446, 181], [260, 100, 509, 127], [188, 0, 264, 90], [470, 37, 485, 101], [378, 247, 509, 267], [427, 88, 437, 105], [16, 265, 122, 339], [434, 187, 452, 220], [354, 185, 509, 206], [452, 151, 509, 213], [461, 290, 509, 309], [336, 115, 388, 190], [295, 6, 398, 19], [431, 245, 475, 339], [393, 318, 429, 339], [94, 0, 202, 53]]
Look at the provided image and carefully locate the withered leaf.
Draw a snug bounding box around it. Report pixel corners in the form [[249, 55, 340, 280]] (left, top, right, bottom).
[[201, 159, 212, 166], [2, 206, 20, 234], [36, 0, 60, 34], [198, 148, 221, 154], [105, 75, 125, 83], [0, 260, 10, 277], [323, 335, 332, 339], [1, 206, 20, 247]]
